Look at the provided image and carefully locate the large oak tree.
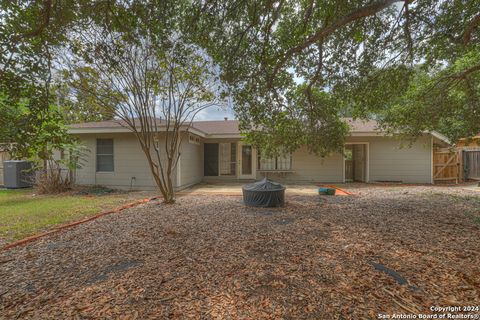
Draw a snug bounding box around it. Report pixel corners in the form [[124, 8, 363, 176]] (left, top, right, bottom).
[[189, 0, 480, 152], [2, 0, 479, 196]]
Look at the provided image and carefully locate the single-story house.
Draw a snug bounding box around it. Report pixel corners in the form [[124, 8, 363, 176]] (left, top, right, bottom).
[[67, 118, 450, 190]]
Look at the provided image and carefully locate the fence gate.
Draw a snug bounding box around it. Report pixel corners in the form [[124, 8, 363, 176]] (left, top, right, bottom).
[[464, 150, 480, 180], [433, 148, 460, 184]]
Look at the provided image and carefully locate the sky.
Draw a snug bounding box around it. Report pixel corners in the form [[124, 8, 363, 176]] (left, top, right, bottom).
[[195, 104, 236, 121]]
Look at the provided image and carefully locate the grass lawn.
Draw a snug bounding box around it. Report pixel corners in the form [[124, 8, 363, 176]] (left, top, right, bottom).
[[0, 188, 151, 243]]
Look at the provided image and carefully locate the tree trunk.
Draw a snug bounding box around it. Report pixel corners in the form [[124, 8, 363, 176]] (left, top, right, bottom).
[[163, 189, 176, 204], [139, 144, 177, 204]]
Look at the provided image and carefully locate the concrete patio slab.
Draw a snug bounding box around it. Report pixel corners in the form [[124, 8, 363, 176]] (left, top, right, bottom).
[[179, 182, 320, 196]]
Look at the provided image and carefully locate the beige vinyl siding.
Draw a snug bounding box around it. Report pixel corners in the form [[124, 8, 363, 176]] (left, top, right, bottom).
[[74, 133, 175, 190], [256, 135, 432, 184], [347, 135, 432, 183], [178, 133, 203, 188], [256, 146, 344, 182], [71, 132, 434, 188]]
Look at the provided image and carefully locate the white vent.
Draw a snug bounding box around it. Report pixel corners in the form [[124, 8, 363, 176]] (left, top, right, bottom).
[[188, 134, 200, 145]]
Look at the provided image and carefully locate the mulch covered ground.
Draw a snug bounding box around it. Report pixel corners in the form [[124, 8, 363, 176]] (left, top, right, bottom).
[[1, 185, 479, 319]]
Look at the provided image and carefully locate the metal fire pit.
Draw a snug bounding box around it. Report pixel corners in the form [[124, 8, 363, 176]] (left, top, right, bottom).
[[242, 178, 285, 207]]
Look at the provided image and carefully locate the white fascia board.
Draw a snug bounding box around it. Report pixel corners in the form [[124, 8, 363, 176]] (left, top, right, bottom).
[[349, 131, 385, 137], [184, 128, 207, 137], [429, 131, 451, 145], [69, 127, 132, 134], [350, 130, 451, 145], [206, 134, 243, 139], [69, 126, 207, 137]]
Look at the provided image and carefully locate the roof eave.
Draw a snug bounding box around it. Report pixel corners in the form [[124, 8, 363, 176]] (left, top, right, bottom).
[[68, 126, 207, 137], [429, 131, 451, 145]]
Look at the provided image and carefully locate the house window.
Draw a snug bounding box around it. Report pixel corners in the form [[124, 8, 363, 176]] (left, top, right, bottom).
[[258, 152, 292, 170], [96, 139, 114, 172]]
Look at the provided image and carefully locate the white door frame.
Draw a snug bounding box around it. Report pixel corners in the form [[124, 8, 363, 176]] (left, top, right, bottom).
[[343, 142, 369, 183], [176, 154, 181, 188], [237, 142, 256, 179]]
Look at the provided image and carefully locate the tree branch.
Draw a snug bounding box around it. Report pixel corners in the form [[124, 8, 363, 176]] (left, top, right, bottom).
[[463, 14, 480, 45], [269, 0, 406, 86]]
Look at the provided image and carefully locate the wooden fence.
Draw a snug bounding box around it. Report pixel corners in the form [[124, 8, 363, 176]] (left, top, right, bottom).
[[433, 148, 460, 184]]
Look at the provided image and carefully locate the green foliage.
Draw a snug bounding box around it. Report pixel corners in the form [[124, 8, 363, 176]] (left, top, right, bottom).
[[191, 0, 480, 150], [339, 49, 480, 143], [0, 92, 84, 170], [243, 85, 349, 157], [56, 67, 116, 124], [2, 0, 480, 160]]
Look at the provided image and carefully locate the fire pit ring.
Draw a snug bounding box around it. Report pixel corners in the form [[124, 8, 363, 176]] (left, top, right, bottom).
[[242, 178, 285, 207]]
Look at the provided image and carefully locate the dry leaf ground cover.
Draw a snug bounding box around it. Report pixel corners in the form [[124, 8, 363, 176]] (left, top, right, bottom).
[[1, 185, 479, 319]]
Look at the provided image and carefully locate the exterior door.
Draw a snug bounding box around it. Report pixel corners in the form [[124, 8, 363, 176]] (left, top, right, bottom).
[[344, 143, 369, 182], [353, 144, 365, 182], [464, 150, 480, 180], [238, 142, 256, 179], [204, 143, 219, 176]]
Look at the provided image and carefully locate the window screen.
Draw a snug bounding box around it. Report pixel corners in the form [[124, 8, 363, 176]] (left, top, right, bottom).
[[204, 143, 219, 176], [219, 143, 237, 176], [96, 139, 114, 172]]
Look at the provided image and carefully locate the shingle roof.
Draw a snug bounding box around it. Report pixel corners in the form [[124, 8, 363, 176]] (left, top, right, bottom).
[[70, 119, 127, 129], [69, 119, 240, 135], [70, 118, 380, 135], [191, 120, 241, 134], [344, 118, 380, 132]]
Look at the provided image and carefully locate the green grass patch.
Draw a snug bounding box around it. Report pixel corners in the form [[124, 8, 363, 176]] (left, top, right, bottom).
[[464, 212, 480, 226], [426, 192, 480, 225], [0, 188, 145, 243]]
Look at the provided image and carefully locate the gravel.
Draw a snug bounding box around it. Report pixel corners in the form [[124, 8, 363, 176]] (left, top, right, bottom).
[[0, 185, 479, 319]]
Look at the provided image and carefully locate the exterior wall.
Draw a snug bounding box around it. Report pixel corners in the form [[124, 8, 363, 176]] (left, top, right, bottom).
[[72, 132, 433, 189], [347, 135, 432, 183], [74, 132, 175, 190], [255, 147, 344, 183], [255, 135, 432, 184], [178, 133, 203, 189]]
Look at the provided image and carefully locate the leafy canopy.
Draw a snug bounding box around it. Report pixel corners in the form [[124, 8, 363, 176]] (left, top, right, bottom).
[[189, 0, 480, 153], [1, 0, 479, 159]]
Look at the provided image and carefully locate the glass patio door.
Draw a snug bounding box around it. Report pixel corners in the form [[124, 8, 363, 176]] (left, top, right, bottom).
[[238, 142, 256, 179]]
